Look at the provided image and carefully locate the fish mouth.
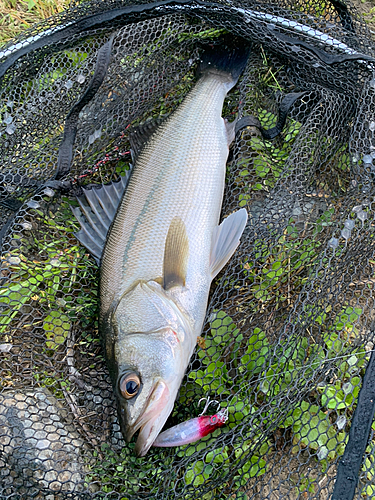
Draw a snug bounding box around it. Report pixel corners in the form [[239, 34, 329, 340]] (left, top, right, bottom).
[[126, 379, 171, 457]]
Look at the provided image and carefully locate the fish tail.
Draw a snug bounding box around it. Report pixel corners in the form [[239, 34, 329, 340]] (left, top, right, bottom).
[[198, 36, 251, 89]]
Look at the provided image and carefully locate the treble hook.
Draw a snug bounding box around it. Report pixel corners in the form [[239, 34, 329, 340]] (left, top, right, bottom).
[[198, 396, 221, 416]]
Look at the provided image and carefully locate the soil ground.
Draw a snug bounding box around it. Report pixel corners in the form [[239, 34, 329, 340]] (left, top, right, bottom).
[[354, 0, 375, 32]]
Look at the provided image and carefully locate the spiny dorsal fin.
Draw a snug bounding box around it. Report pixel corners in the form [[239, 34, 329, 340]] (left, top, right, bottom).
[[210, 208, 248, 279], [71, 172, 131, 263], [129, 116, 168, 161], [163, 217, 189, 291]]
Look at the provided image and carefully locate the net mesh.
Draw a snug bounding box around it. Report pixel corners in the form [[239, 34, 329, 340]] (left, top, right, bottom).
[[1, 0, 375, 498]]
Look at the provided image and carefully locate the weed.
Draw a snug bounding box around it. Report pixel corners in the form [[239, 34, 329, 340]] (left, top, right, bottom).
[[0, 194, 99, 352]]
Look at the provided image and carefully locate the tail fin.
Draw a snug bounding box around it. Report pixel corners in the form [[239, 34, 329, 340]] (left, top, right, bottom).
[[198, 36, 251, 89]]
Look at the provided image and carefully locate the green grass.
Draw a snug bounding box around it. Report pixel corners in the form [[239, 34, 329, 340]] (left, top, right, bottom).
[[0, 0, 70, 46], [363, 6, 375, 27]]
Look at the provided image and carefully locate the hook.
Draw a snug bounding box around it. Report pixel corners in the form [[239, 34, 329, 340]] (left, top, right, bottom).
[[198, 396, 221, 416], [217, 407, 229, 422]]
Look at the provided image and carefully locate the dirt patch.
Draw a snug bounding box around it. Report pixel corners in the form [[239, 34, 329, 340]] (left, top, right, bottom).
[[353, 0, 375, 32]]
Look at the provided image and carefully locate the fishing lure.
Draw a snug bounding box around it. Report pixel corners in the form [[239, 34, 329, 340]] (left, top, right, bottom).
[[152, 397, 228, 448]]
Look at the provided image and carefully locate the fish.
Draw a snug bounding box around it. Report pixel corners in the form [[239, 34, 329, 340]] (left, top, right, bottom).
[[72, 39, 249, 457], [152, 408, 228, 448]]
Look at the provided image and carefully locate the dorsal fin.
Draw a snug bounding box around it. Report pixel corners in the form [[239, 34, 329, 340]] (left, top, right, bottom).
[[163, 217, 189, 291], [129, 116, 168, 161], [71, 172, 131, 263]]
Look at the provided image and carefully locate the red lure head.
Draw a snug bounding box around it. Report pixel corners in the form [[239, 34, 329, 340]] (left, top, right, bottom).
[[197, 408, 228, 438]]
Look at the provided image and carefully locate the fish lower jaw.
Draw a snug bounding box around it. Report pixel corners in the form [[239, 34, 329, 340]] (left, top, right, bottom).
[[132, 381, 175, 457]]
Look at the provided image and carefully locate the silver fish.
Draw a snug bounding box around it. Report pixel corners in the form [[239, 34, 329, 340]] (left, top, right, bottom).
[[73, 42, 249, 456]]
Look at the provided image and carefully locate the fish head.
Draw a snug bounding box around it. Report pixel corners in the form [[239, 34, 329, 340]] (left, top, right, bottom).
[[113, 327, 187, 457]]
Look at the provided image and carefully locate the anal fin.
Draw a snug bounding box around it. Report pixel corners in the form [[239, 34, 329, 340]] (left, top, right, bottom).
[[72, 171, 131, 263], [163, 217, 189, 291], [210, 208, 248, 278]]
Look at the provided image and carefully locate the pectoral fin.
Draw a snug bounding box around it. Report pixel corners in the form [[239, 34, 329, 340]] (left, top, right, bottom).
[[210, 208, 248, 279], [163, 217, 189, 291]]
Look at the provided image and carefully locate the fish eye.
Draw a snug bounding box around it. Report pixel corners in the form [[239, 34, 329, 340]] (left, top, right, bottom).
[[211, 416, 217, 424], [119, 372, 141, 399]]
